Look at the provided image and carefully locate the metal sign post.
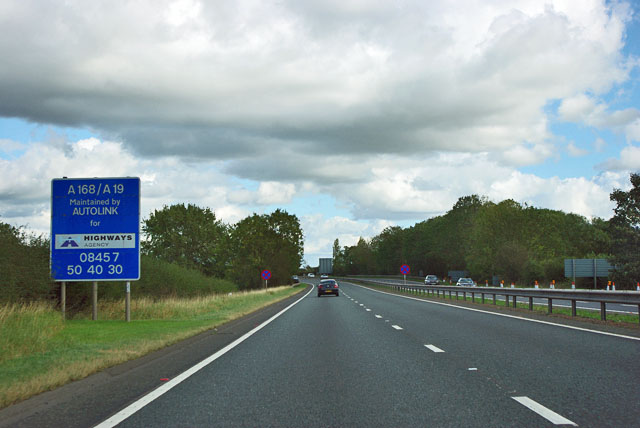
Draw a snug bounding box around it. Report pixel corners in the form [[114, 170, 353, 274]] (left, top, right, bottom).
[[261, 270, 271, 289], [61, 282, 66, 320], [126, 281, 131, 322], [51, 177, 140, 321], [400, 264, 410, 285]]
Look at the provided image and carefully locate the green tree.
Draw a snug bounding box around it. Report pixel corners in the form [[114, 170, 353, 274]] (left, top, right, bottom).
[[0, 221, 52, 302], [142, 204, 229, 277], [332, 239, 345, 275], [227, 210, 303, 289], [351, 237, 375, 275], [371, 226, 405, 275], [609, 173, 640, 288]]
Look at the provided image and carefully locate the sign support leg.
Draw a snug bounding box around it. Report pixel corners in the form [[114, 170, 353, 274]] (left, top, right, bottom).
[[92, 281, 98, 321], [61, 282, 66, 320], [126, 281, 131, 322]]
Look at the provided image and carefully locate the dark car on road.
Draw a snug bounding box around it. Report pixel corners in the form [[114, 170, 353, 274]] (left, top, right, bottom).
[[317, 279, 339, 297]]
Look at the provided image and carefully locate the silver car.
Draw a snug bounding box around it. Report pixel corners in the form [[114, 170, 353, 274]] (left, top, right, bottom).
[[456, 277, 475, 286], [424, 275, 438, 285]]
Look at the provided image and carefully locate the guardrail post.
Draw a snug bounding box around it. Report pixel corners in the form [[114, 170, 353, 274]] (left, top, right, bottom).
[[505, 295, 509, 307], [463, 291, 467, 301], [528, 297, 533, 310], [493, 294, 496, 305], [571, 300, 577, 317], [548, 298, 553, 314], [455, 291, 459, 300], [481, 293, 485, 304], [600, 302, 606, 321], [471, 292, 475, 303]]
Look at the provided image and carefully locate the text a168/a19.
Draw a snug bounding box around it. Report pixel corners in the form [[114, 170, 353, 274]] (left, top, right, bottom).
[[66, 182, 125, 195]]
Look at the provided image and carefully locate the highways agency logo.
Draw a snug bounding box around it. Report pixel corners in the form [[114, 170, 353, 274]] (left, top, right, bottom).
[[60, 237, 79, 248], [55, 233, 136, 249]]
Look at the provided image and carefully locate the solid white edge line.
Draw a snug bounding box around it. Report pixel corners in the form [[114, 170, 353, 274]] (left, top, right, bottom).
[[94, 285, 315, 428], [424, 344, 445, 353], [512, 396, 577, 426], [348, 282, 640, 342]]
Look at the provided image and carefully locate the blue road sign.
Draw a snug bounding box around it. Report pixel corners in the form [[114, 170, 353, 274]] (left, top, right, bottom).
[[51, 177, 140, 281], [261, 270, 271, 280]]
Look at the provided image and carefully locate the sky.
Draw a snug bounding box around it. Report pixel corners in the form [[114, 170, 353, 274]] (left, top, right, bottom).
[[1, 0, 639, 267]]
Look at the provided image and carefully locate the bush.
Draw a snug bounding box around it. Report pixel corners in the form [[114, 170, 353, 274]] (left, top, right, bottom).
[[0, 219, 238, 311], [0, 224, 54, 302], [58, 255, 239, 316]]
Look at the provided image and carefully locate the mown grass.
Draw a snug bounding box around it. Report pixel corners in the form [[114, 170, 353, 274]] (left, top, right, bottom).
[[0, 285, 304, 409]]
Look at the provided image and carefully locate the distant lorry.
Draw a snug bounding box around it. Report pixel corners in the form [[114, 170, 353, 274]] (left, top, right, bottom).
[[319, 258, 333, 275]]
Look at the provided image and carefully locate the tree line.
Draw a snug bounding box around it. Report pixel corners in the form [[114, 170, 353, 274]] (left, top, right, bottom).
[[142, 205, 304, 289], [0, 205, 304, 303], [332, 174, 640, 289]]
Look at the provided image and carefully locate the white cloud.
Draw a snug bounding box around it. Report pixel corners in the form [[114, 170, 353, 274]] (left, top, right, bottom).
[[567, 141, 588, 157], [594, 137, 607, 152], [0, 1, 638, 265], [0, 0, 633, 163], [558, 93, 640, 142], [301, 213, 392, 265], [0, 135, 629, 266], [558, 94, 599, 122], [598, 145, 640, 171], [256, 182, 296, 205], [501, 142, 555, 166], [0, 138, 25, 154], [625, 118, 640, 142]]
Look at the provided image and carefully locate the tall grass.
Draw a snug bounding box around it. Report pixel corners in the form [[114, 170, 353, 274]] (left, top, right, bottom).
[[0, 302, 63, 363], [74, 287, 290, 320], [0, 285, 303, 408]]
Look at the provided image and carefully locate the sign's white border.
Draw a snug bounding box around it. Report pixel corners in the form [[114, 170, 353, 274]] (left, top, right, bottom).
[[50, 177, 141, 282]]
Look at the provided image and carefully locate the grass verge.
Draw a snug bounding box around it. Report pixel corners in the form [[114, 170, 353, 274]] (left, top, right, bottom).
[[0, 285, 304, 409]]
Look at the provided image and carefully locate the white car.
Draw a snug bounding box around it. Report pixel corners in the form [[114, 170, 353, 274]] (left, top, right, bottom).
[[320, 274, 329, 278], [308, 273, 315, 278]]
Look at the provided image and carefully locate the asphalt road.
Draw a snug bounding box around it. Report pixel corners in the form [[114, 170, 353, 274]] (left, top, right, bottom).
[[4, 280, 639, 427]]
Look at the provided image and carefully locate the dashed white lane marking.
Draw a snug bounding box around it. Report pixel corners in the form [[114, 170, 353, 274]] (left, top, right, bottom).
[[468, 368, 477, 371], [359, 303, 364, 306], [375, 315, 382, 318], [392, 325, 403, 330], [366, 308, 371, 312], [424, 344, 445, 353], [347, 282, 640, 342], [512, 396, 577, 426]]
